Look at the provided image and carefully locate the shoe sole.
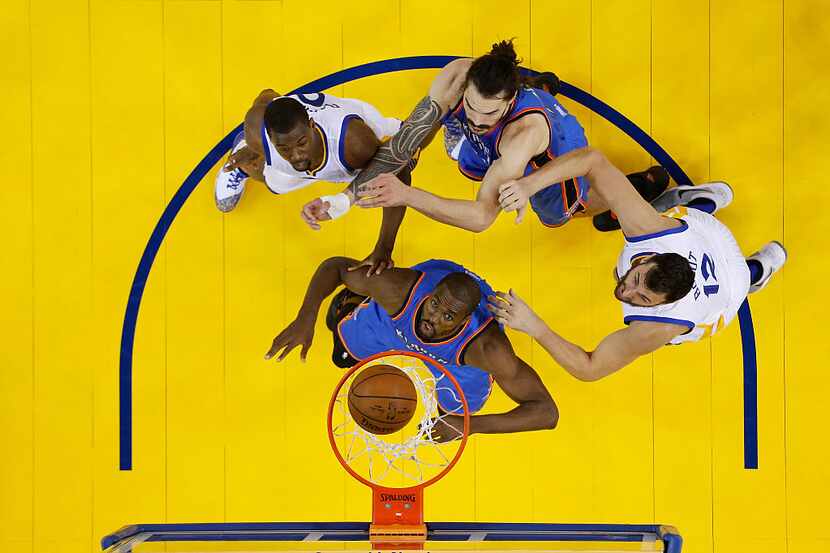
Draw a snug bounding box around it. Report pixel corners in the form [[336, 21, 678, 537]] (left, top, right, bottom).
[[707, 181, 734, 209], [770, 240, 788, 262]]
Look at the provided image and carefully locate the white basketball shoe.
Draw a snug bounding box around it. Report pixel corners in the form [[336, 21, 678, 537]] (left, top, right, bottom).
[[215, 132, 249, 213], [651, 181, 734, 214], [747, 241, 788, 294]]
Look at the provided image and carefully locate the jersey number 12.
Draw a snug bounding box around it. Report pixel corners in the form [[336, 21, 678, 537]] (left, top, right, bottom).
[[701, 253, 719, 296]]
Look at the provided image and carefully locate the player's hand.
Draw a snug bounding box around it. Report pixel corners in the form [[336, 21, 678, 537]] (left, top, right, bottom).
[[224, 146, 263, 175], [300, 197, 333, 230], [487, 289, 545, 337], [348, 244, 395, 277], [426, 414, 466, 443], [264, 315, 315, 362], [356, 173, 411, 208], [498, 180, 530, 224]]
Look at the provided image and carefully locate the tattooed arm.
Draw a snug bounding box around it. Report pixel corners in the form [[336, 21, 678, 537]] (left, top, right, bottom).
[[347, 95, 444, 193], [350, 59, 470, 190], [299, 94, 448, 231], [303, 58, 470, 205], [298, 59, 471, 274], [301, 59, 469, 224]]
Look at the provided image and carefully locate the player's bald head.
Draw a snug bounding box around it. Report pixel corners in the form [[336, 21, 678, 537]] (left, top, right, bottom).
[[436, 272, 481, 315]]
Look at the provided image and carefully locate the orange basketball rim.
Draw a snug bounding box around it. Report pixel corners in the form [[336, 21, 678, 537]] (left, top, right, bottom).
[[327, 350, 471, 546]]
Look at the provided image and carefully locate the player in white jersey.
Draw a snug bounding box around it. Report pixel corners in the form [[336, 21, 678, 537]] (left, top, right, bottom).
[[215, 89, 405, 274], [486, 146, 787, 381]]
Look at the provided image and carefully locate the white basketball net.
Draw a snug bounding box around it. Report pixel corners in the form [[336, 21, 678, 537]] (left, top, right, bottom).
[[331, 354, 467, 487]]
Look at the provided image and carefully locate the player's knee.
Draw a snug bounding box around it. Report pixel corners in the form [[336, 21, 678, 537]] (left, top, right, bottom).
[[584, 147, 611, 170]]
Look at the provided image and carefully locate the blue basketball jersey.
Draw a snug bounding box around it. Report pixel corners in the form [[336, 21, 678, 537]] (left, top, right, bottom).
[[446, 87, 590, 226], [337, 259, 497, 413]]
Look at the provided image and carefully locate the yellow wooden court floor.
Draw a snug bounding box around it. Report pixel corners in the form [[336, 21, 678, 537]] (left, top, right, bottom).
[[2, 1, 829, 553]]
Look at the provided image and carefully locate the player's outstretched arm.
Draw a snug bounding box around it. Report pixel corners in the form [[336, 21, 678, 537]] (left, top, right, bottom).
[[350, 167, 412, 276], [265, 257, 418, 362], [356, 117, 545, 232], [498, 146, 598, 209], [355, 168, 499, 233], [500, 146, 671, 237], [345, 119, 411, 276], [452, 324, 558, 437], [487, 290, 685, 380]]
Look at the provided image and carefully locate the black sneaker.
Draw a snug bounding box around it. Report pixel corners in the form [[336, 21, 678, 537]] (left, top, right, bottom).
[[592, 166, 670, 232]]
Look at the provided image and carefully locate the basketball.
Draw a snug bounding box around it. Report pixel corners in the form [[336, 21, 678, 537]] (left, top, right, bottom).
[[347, 364, 418, 435]]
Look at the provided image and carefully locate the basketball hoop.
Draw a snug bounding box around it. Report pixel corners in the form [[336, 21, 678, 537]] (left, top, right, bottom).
[[326, 350, 471, 546]]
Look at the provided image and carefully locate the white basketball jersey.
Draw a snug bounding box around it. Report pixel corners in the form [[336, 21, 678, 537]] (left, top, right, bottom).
[[260, 93, 400, 192], [615, 207, 751, 345]]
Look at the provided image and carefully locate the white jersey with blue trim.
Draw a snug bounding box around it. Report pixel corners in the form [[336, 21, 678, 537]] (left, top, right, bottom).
[[616, 207, 751, 345], [260, 93, 400, 189]]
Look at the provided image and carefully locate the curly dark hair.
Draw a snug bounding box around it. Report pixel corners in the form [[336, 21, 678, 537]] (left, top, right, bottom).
[[466, 39, 523, 99], [644, 253, 695, 303]]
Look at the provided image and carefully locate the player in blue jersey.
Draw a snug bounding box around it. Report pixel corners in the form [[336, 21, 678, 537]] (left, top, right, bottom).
[[265, 257, 559, 442], [301, 39, 666, 238]]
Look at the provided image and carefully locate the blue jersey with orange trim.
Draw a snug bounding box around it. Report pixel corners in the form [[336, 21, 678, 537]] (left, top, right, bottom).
[[337, 259, 497, 413], [446, 87, 590, 226]]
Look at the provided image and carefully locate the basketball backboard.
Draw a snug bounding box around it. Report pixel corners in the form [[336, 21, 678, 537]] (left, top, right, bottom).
[[102, 353, 683, 553], [101, 521, 682, 553]]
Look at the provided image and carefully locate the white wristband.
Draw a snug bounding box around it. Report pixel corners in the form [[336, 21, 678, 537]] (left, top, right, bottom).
[[321, 192, 352, 220]]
